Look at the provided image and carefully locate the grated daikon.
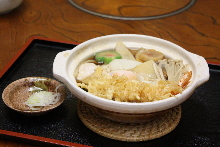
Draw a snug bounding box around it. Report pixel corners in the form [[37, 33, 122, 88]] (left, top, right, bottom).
[[25, 91, 60, 110]]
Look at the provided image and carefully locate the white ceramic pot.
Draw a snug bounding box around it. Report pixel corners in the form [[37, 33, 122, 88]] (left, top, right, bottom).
[[0, 0, 23, 14], [53, 34, 209, 114]]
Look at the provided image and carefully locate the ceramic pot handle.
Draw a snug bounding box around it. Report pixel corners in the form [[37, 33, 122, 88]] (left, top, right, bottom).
[[189, 52, 210, 87], [53, 50, 71, 83]]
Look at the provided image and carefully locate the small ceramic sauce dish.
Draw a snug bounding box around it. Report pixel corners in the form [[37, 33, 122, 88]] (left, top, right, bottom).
[[2, 77, 66, 115]]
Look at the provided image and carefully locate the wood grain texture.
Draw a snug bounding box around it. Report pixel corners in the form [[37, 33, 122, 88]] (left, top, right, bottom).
[[0, 0, 219, 146], [72, 0, 191, 17], [0, 0, 220, 73], [0, 0, 220, 72], [0, 138, 38, 147]]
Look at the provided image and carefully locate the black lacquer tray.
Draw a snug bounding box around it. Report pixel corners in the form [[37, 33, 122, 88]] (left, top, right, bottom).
[[0, 37, 220, 147]]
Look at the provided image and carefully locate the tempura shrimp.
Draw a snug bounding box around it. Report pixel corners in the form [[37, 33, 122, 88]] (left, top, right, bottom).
[[179, 71, 192, 88]]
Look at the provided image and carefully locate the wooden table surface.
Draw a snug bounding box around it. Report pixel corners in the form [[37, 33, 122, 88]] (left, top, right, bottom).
[[0, 0, 219, 146]]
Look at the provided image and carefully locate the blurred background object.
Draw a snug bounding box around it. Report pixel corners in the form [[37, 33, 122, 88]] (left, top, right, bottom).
[[68, 0, 196, 20], [0, 0, 23, 14]]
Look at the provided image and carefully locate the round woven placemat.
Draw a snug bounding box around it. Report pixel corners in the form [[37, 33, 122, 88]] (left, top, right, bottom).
[[77, 101, 181, 142]]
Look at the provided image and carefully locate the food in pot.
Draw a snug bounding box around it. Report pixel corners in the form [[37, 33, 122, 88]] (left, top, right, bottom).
[[95, 50, 122, 64], [75, 42, 192, 102]]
